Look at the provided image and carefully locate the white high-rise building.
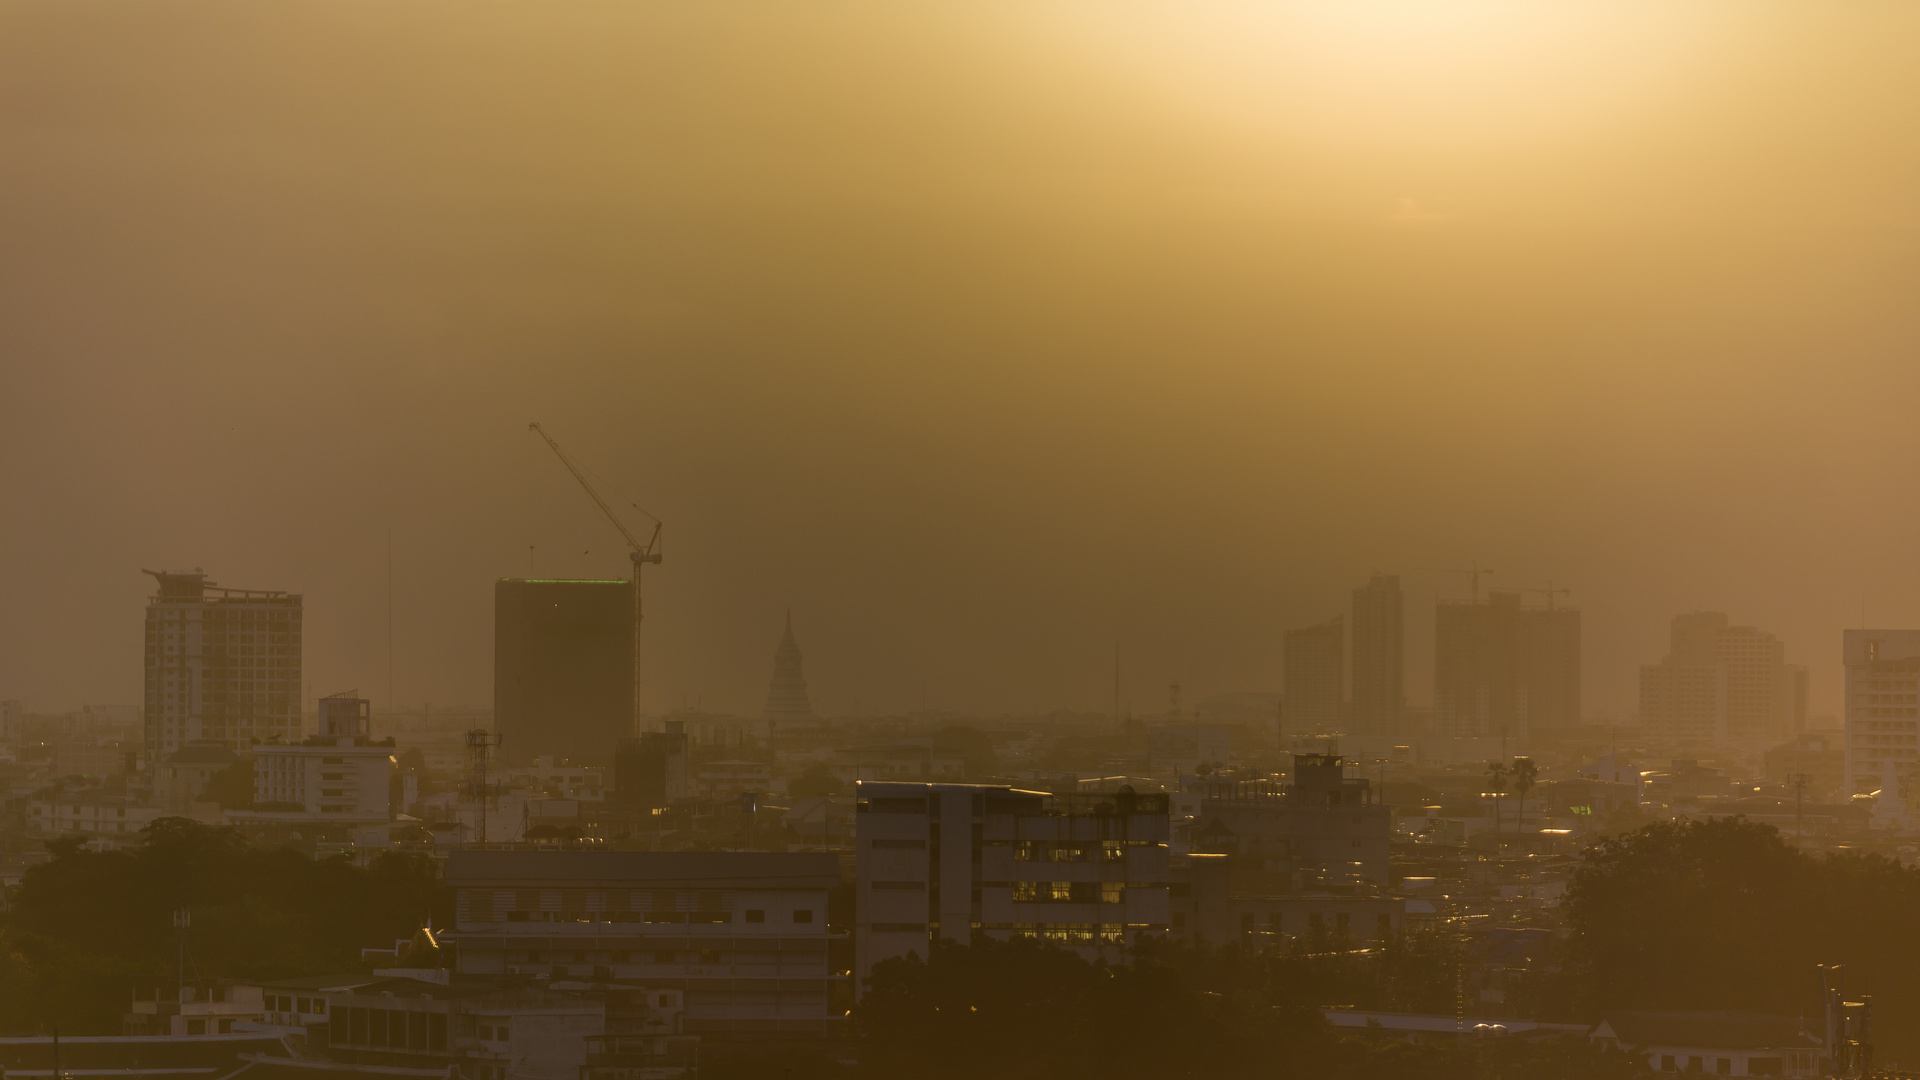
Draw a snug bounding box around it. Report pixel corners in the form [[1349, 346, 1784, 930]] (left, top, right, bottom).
[[1843, 630, 1920, 796], [143, 569, 303, 759]]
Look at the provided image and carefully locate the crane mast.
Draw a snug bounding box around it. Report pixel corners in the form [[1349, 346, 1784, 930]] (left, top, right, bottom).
[[529, 423, 661, 737]]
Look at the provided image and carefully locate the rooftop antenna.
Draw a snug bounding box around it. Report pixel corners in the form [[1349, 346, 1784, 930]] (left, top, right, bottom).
[[1422, 562, 1495, 604]]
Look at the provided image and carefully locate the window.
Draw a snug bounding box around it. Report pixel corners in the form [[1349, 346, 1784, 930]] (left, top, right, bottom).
[[654, 950, 675, 964], [1101, 882, 1123, 904], [793, 909, 814, 923], [1749, 1059, 1781, 1077], [1240, 913, 1255, 932], [658, 994, 673, 1007], [1715, 1060, 1731, 1075], [699, 949, 720, 964], [746, 909, 765, 923], [1012, 882, 1039, 901], [872, 881, 925, 891], [872, 838, 926, 849]]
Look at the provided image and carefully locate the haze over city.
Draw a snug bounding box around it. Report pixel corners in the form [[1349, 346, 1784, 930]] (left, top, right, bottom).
[[6, 2, 1920, 720], [6, 4, 1920, 1079]]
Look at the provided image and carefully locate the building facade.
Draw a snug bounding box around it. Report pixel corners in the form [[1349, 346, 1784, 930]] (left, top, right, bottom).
[[445, 850, 842, 1039], [142, 569, 303, 759], [1283, 616, 1344, 735], [1641, 613, 1806, 749], [853, 782, 1171, 994], [494, 579, 634, 765], [1350, 573, 1403, 745], [1435, 592, 1523, 740], [1842, 630, 1920, 796], [251, 693, 393, 821]]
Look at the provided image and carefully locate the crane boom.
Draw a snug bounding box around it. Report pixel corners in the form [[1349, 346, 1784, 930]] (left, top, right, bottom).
[[529, 423, 661, 560], [529, 422, 661, 738]]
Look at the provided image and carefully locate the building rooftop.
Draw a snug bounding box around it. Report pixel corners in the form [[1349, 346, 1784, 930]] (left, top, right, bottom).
[[445, 850, 840, 889]]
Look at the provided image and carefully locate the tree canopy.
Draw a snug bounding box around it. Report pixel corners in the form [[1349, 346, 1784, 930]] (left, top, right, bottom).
[[0, 818, 446, 1035]]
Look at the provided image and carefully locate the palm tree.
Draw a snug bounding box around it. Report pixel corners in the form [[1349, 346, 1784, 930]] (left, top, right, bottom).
[[1486, 760, 1509, 836], [1510, 757, 1540, 831]]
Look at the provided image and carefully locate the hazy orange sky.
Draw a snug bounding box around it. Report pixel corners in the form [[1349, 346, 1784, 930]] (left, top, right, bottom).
[[3, 2, 1918, 721]]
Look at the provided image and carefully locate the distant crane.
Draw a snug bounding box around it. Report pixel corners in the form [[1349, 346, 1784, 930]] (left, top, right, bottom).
[[529, 423, 662, 735], [1422, 561, 1495, 604], [1522, 580, 1571, 611]]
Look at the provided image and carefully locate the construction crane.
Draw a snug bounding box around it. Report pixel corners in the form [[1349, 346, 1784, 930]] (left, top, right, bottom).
[[529, 423, 662, 735], [1522, 580, 1571, 611], [1421, 561, 1495, 604]]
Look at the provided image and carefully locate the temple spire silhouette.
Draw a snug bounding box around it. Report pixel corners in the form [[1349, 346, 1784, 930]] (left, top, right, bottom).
[[762, 610, 815, 737]]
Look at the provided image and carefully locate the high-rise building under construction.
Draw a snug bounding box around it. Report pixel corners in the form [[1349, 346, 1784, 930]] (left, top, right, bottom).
[[494, 578, 634, 764], [143, 569, 303, 759], [1350, 573, 1404, 743]]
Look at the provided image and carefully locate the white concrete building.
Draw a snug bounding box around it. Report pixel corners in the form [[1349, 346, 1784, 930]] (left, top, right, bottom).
[[251, 693, 391, 822], [1843, 629, 1920, 796]]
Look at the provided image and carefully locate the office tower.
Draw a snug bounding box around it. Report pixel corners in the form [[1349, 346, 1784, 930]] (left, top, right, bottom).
[[762, 613, 817, 738], [1519, 604, 1582, 735], [251, 692, 391, 821], [614, 719, 689, 809], [1639, 612, 1802, 748], [854, 782, 1170, 994], [1350, 574, 1403, 743], [1434, 590, 1522, 740], [494, 578, 634, 765], [143, 569, 303, 759], [1842, 630, 1920, 796], [1283, 616, 1344, 734]]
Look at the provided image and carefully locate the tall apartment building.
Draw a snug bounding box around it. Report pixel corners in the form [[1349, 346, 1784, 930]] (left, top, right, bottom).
[[142, 569, 303, 759], [1434, 591, 1581, 742], [1520, 604, 1582, 735], [250, 692, 392, 822], [1434, 591, 1522, 740], [1350, 574, 1403, 744], [494, 579, 634, 765], [0, 699, 21, 742], [444, 851, 841, 1038], [1283, 616, 1344, 735], [1842, 630, 1920, 796], [854, 782, 1170, 993], [1640, 612, 1806, 748]]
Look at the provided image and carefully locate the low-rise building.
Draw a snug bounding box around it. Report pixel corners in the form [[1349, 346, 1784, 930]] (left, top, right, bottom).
[[249, 693, 391, 823], [125, 978, 266, 1036], [26, 787, 165, 839], [445, 850, 843, 1041], [1589, 1012, 1825, 1078]]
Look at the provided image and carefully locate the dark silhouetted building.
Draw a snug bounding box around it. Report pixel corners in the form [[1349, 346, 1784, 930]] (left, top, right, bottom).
[[494, 578, 633, 764], [1350, 573, 1403, 744], [1435, 591, 1522, 740], [614, 719, 688, 809], [1283, 616, 1343, 734], [1520, 603, 1582, 736]]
